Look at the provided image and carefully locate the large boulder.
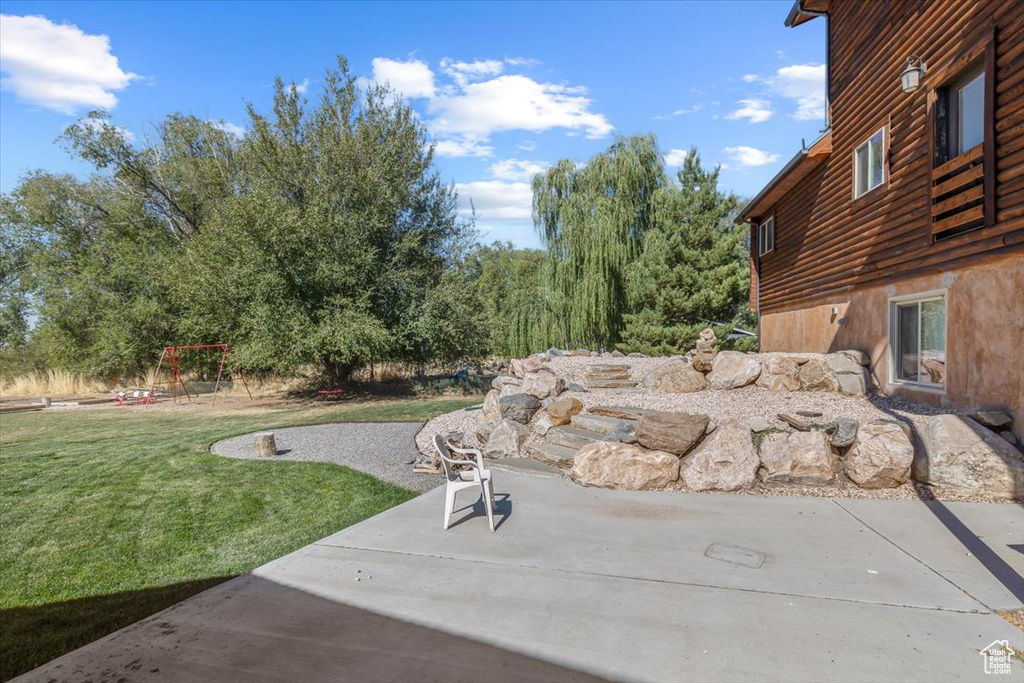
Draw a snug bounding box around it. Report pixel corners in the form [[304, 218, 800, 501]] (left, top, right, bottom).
[[602, 420, 638, 444], [491, 375, 520, 391], [570, 441, 679, 490], [826, 417, 859, 449], [679, 419, 758, 491], [636, 411, 709, 456], [499, 393, 542, 424], [759, 431, 836, 485], [520, 372, 565, 400], [845, 420, 913, 489], [914, 415, 1024, 500], [641, 361, 707, 393], [532, 412, 555, 436], [509, 356, 545, 378], [837, 349, 870, 366], [483, 419, 530, 459], [756, 355, 802, 392], [482, 389, 501, 422], [825, 354, 863, 375], [707, 351, 762, 389], [547, 396, 584, 425], [798, 358, 840, 392], [475, 411, 500, 444]]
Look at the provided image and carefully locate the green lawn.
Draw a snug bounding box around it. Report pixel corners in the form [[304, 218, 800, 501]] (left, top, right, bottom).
[[0, 397, 479, 679]]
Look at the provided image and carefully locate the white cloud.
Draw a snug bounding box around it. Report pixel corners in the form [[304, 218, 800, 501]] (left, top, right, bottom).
[[370, 57, 435, 99], [505, 56, 540, 67], [742, 74, 759, 83], [726, 98, 773, 123], [767, 63, 826, 121], [212, 120, 246, 138], [518, 140, 537, 151], [440, 58, 503, 87], [294, 77, 310, 94], [664, 149, 690, 167], [429, 74, 613, 140], [367, 56, 611, 160], [456, 180, 533, 224], [433, 137, 494, 158], [722, 145, 780, 167], [0, 14, 138, 114], [654, 104, 702, 120], [489, 158, 549, 182]]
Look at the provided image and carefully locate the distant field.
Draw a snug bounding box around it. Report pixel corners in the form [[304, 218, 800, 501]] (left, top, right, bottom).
[[0, 397, 479, 679]]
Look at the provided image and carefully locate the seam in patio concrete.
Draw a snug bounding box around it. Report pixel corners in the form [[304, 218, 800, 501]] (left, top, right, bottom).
[[311, 538, 992, 615], [830, 498, 993, 612]]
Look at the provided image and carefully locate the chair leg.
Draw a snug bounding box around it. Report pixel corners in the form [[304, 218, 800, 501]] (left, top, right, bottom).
[[443, 485, 455, 530], [483, 480, 495, 532]]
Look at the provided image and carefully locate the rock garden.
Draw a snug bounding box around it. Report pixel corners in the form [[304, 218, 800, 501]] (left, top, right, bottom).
[[417, 330, 1024, 502]]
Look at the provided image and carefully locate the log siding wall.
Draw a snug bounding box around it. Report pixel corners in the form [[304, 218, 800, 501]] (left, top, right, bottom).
[[755, 0, 1024, 313]]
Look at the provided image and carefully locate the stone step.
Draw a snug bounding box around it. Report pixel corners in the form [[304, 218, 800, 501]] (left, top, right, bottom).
[[570, 413, 633, 435], [587, 364, 631, 373], [525, 441, 578, 466], [589, 405, 651, 420], [586, 379, 638, 389], [488, 457, 564, 478], [544, 425, 604, 450]]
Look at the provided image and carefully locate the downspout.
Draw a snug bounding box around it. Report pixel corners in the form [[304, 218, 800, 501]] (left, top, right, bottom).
[[755, 225, 762, 350]]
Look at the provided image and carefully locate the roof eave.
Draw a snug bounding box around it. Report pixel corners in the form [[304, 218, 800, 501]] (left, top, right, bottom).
[[736, 131, 832, 223]]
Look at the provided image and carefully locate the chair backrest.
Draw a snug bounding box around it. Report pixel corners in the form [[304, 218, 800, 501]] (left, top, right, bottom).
[[433, 434, 460, 482]]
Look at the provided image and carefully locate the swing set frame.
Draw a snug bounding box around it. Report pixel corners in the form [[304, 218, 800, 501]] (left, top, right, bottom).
[[147, 344, 251, 407]]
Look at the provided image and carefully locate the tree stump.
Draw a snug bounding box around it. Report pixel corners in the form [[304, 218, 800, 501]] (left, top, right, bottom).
[[41, 397, 51, 408], [255, 432, 278, 457]]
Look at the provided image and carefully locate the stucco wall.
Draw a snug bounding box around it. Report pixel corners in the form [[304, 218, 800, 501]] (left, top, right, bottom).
[[760, 251, 1024, 439]]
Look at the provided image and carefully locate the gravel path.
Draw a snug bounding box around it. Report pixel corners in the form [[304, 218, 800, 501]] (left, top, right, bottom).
[[211, 422, 441, 493]]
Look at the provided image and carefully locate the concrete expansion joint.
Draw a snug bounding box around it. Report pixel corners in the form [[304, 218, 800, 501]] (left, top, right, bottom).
[[828, 498, 995, 613], [313, 540, 992, 615]]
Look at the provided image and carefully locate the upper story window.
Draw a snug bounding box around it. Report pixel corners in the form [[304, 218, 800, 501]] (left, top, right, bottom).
[[758, 216, 774, 256], [853, 128, 885, 198], [951, 69, 985, 155], [929, 33, 994, 241]]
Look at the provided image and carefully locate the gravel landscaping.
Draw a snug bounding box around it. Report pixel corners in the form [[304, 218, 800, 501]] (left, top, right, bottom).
[[212, 422, 442, 493]]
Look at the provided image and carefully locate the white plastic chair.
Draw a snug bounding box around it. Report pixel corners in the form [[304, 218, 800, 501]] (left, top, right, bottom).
[[433, 434, 496, 532]]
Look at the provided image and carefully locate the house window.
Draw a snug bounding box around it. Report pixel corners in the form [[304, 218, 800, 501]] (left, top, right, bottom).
[[758, 216, 774, 256], [937, 66, 985, 162], [853, 128, 885, 198], [931, 55, 990, 240], [953, 69, 985, 155], [890, 293, 946, 387]]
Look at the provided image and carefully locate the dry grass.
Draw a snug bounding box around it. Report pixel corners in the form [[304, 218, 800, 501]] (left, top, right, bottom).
[[999, 609, 1024, 633], [0, 370, 116, 398], [0, 369, 305, 400]]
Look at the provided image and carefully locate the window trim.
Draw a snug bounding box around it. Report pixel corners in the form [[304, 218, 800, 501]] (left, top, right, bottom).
[[852, 127, 887, 199], [758, 215, 775, 256], [887, 289, 948, 394]]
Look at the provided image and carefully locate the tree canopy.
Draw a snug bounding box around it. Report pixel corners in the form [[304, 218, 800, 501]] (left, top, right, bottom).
[[0, 58, 481, 384]]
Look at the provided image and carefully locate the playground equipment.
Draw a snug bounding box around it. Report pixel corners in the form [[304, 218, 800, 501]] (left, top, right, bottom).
[[147, 344, 251, 407]]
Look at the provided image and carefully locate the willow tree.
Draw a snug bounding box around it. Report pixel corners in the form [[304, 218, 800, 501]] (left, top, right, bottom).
[[532, 134, 665, 348]]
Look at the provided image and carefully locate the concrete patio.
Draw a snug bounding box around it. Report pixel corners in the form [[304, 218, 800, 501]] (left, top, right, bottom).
[[17, 469, 1024, 682]]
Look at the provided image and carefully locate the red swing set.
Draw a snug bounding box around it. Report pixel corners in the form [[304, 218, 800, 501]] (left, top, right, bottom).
[[145, 344, 252, 407]]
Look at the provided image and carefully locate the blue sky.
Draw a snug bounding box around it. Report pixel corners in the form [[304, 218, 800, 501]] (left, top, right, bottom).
[[0, 1, 826, 248]]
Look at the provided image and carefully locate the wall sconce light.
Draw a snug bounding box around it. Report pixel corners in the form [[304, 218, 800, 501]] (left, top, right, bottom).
[[901, 57, 926, 93]]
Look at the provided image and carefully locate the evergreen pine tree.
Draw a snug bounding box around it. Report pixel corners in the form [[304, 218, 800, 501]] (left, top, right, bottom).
[[621, 148, 748, 355]]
